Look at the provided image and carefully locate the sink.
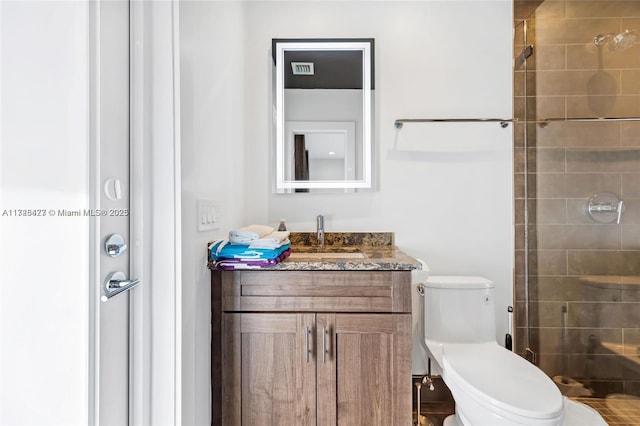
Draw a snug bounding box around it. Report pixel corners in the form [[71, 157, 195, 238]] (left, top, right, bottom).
[[288, 252, 366, 260], [288, 246, 367, 260]]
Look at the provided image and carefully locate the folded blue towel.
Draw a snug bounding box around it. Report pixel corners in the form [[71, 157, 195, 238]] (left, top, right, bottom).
[[210, 240, 291, 260]]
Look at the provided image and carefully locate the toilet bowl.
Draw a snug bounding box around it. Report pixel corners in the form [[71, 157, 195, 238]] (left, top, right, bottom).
[[420, 276, 607, 426]]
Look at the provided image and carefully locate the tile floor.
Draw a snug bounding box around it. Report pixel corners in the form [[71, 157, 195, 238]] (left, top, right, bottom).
[[573, 397, 640, 426]]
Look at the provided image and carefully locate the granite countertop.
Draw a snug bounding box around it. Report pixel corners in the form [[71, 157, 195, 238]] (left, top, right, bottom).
[[208, 232, 422, 271]]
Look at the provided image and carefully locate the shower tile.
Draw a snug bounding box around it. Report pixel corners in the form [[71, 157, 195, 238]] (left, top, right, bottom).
[[528, 147, 567, 172], [622, 174, 640, 197], [567, 198, 595, 224], [566, 1, 640, 19], [567, 354, 626, 381], [514, 122, 526, 148], [515, 173, 526, 199], [526, 301, 567, 327], [532, 275, 623, 301], [515, 148, 525, 173], [534, 18, 618, 45], [536, 353, 566, 378], [530, 249, 568, 275], [535, 173, 621, 198], [622, 122, 640, 146], [531, 1, 566, 20], [625, 381, 640, 396], [567, 95, 640, 119], [536, 224, 621, 249], [567, 44, 640, 70], [568, 301, 640, 328], [622, 277, 640, 301], [623, 329, 640, 353], [515, 199, 526, 224], [584, 381, 625, 398], [622, 225, 640, 249], [621, 364, 640, 382], [568, 250, 640, 275], [531, 327, 622, 355], [564, 121, 621, 147], [514, 70, 526, 96], [535, 198, 567, 224], [621, 70, 640, 95], [514, 19, 526, 44], [516, 225, 526, 250], [566, 148, 640, 173], [619, 199, 640, 225], [536, 70, 621, 96], [532, 96, 566, 121], [537, 120, 619, 147], [515, 250, 527, 276], [533, 44, 566, 70], [622, 17, 640, 32], [514, 96, 526, 121], [515, 302, 528, 328], [515, 274, 526, 299]]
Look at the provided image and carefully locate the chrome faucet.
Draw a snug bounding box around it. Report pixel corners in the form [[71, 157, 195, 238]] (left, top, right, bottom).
[[316, 215, 325, 249]]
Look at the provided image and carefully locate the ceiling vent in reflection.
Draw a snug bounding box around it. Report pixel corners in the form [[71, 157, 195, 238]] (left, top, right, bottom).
[[291, 62, 314, 75]]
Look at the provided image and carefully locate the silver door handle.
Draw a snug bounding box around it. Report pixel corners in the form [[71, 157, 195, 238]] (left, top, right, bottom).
[[305, 326, 311, 363], [101, 271, 141, 302], [322, 326, 327, 363]]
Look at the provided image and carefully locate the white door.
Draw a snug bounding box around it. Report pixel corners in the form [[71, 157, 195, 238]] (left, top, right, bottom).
[[91, 1, 135, 424]]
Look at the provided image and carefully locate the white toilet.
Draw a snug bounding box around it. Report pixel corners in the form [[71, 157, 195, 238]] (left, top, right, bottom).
[[419, 275, 607, 426]]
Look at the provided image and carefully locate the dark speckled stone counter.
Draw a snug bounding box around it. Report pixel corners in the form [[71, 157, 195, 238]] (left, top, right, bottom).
[[207, 232, 422, 271]]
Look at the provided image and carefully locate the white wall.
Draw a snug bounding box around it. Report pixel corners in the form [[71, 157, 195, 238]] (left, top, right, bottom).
[[246, 0, 514, 338], [0, 1, 90, 424], [180, 1, 513, 423], [179, 2, 248, 425]]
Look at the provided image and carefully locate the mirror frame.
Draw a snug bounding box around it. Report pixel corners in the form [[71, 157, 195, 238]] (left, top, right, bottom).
[[273, 38, 374, 192]]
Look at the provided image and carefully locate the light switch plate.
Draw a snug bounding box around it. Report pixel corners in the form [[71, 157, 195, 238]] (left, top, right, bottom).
[[197, 200, 219, 232]]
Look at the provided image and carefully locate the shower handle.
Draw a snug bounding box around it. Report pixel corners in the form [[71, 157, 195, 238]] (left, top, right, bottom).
[[587, 193, 625, 224], [617, 200, 624, 224]]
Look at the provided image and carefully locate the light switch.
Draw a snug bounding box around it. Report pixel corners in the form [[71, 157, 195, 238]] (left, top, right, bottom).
[[197, 200, 220, 232]]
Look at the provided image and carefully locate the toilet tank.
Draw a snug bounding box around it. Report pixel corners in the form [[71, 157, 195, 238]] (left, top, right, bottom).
[[423, 276, 496, 343]]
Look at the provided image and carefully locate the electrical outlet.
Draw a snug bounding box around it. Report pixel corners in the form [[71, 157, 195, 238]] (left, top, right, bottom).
[[197, 200, 219, 232]]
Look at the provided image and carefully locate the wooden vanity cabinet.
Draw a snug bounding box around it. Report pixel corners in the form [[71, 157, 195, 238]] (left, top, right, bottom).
[[212, 270, 412, 426]]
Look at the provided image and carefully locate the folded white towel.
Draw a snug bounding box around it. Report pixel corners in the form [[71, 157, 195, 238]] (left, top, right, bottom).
[[249, 237, 290, 250], [228, 224, 275, 244], [252, 231, 290, 244]]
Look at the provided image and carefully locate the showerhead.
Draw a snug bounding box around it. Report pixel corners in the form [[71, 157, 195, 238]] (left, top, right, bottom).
[[594, 29, 638, 52], [611, 29, 638, 51]]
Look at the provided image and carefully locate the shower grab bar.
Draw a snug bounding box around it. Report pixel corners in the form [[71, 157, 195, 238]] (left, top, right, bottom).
[[540, 117, 640, 127], [394, 118, 517, 129]]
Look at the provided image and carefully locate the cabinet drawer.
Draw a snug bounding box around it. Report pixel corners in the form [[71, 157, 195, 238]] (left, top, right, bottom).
[[220, 270, 411, 313]]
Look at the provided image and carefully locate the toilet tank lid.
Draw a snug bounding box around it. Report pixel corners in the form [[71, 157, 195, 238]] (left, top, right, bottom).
[[424, 276, 494, 289]]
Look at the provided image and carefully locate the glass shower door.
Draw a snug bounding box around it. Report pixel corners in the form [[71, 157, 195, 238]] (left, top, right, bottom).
[[514, 1, 640, 423]]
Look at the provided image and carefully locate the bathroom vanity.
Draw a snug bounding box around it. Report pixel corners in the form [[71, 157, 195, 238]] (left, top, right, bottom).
[[210, 233, 420, 425]]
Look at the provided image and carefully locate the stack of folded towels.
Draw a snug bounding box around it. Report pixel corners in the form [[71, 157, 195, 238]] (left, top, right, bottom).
[[209, 224, 291, 270]]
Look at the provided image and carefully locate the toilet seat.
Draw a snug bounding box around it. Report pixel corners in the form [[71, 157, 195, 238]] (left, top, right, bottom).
[[442, 342, 564, 423]]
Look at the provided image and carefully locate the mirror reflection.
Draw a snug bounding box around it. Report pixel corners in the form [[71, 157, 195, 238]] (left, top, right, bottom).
[[273, 39, 374, 192]]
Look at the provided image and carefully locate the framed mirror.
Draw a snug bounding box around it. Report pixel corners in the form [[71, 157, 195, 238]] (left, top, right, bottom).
[[272, 38, 374, 193]]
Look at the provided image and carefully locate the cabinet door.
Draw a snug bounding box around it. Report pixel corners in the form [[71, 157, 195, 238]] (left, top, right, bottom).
[[223, 313, 316, 426], [317, 313, 412, 426]]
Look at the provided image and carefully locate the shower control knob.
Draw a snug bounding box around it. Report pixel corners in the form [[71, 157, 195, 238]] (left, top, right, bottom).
[[587, 193, 625, 224]]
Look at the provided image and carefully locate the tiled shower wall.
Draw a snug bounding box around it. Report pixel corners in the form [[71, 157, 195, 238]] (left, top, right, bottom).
[[514, 0, 640, 397]]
